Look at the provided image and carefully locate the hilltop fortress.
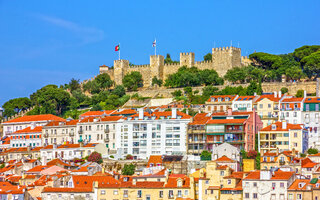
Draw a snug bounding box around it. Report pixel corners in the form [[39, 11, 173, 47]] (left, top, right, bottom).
[[99, 46, 251, 87]]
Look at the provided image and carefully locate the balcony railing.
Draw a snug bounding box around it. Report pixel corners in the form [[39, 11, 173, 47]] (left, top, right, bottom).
[[226, 129, 243, 133], [104, 138, 109, 143], [104, 128, 109, 133], [78, 130, 83, 134], [225, 139, 244, 143]]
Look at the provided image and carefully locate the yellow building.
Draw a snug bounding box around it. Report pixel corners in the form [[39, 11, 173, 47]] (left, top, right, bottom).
[[95, 172, 195, 200], [243, 159, 255, 172], [255, 94, 281, 128], [258, 121, 307, 153], [194, 156, 243, 200]]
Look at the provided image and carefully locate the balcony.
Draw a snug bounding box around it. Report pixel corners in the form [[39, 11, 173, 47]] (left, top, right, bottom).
[[69, 132, 74, 137], [78, 129, 83, 134], [261, 115, 278, 120], [188, 129, 205, 134], [44, 133, 49, 138], [225, 139, 244, 144], [104, 138, 109, 143], [238, 107, 247, 111], [226, 129, 243, 133], [104, 128, 109, 133]]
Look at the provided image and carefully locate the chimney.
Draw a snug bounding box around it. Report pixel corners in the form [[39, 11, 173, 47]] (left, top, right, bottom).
[[172, 107, 177, 119], [132, 178, 137, 185], [274, 91, 277, 98], [138, 108, 144, 120], [282, 121, 287, 130], [227, 108, 232, 116], [278, 91, 282, 97], [304, 90, 307, 98], [31, 122, 36, 130], [260, 170, 272, 180]]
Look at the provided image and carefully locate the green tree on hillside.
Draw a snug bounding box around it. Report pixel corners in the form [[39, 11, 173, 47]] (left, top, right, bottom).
[[2, 97, 32, 117], [301, 51, 320, 78], [95, 73, 114, 89], [224, 67, 248, 83], [123, 71, 143, 91], [152, 76, 163, 87], [68, 78, 81, 92], [296, 90, 304, 98], [293, 45, 320, 61], [203, 53, 212, 61], [30, 85, 71, 116], [122, 164, 136, 175]]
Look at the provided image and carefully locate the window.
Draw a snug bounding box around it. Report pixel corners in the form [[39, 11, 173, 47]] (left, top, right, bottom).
[[169, 190, 174, 198], [123, 190, 128, 198], [272, 182, 276, 189], [101, 190, 105, 195], [184, 190, 188, 196], [288, 194, 293, 200], [253, 182, 257, 187], [253, 193, 258, 199], [297, 194, 302, 200], [177, 190, 182, 197], [294, 132, 298, 138], [245, 193, 249, 198], [159, 191, 163, 198], [137, 190, 142, 198], [280, 182, 284, 187], [220, 171, 224, 176], [113, 190, 118, 195], [227, 179, 231, 184]]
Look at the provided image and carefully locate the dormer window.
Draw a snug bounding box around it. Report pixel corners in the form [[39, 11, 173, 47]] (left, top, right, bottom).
[[128, 117, 132, 121], [124, 177, 129, 182], [299, 183, 305, 188], [144, 117, 148, 120], [152, 116, 156, 120], [160, 116, 164, 120], [225, 97, 230, 101], [272, 124, 277, 130], [218, 98, 222, 102], [177, 180, 182, 187], [177, 116, 182, 119], [316, 183, 319, 188], [211, 98, 215, 102]]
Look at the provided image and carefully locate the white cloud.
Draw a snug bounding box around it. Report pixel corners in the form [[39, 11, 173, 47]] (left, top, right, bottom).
[[37, 14, 105, 45]]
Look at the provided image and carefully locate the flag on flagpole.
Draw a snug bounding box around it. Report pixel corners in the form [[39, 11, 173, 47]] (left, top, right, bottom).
[[152, 39, 156, 47], [115, 44, 120, 51]]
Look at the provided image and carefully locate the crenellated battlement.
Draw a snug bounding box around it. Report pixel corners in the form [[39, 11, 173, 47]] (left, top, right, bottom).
[[99, 46, 249, 87], [129, 64, 150, 68], [195, 60, 213, 65], [212, 46, 241, 52]]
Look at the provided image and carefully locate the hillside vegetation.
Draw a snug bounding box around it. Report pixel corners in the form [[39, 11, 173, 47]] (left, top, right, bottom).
[[2, 45, 320, 119]]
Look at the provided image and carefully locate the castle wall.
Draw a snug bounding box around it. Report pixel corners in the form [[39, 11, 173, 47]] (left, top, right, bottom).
[[100, 47, 251, 87]]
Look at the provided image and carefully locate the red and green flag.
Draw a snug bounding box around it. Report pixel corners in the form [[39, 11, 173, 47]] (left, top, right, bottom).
[[115, 44, 120, 51]]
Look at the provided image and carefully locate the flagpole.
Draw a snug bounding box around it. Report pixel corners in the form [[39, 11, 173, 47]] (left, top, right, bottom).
[[155, 38, 157, 56], [119, 43, 120, 60]]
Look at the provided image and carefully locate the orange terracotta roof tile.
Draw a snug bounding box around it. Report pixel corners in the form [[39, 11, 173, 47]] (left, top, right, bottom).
[[147, 155, 163, 167], [216, 165, 229, 170], [26, 165, 49, 173], [234, 96, 256, 101], [47, 159, 71, 167], [255, 94, 282, 102], [261, 121, 303, 131], [207, 118, 246, 124], [206, 95, 237, 102], [46, 120, 79, 127], [214, 155, 236, 163], [42, 187, 92, 193], [113, 109, 137, 115], [165, 176, 190, 188], [305, 97, 320, 103], [281, 97, 304, 102], [189, 113, 211, 125], [3, 114, 65, 124], [101, 115, 123, 122], [288, 179, 310, 190], [80, 111, 104, 116], [12, 126, 42, 134]]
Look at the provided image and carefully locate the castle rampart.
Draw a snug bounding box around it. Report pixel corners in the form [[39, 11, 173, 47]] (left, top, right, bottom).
[[99, 46, 250, 87]]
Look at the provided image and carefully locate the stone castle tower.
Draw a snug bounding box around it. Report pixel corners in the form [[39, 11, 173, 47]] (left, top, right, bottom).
[[99, 46, 250, 87]]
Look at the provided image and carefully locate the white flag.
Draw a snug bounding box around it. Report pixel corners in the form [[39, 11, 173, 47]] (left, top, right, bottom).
[[152, 39, 156, 47]]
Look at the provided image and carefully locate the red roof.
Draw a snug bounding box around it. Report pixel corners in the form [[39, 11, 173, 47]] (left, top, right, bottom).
[[147, 155, 163, 167], [214, 155, 236, 163], [42, 187, 92, 193], [207, 95, 237, 102], [234, 96, 256, 101], [113, 109, 137, 115], [207, 118, 246, 124], [305, 97, 320, 103], [281, 97, 304, 102], [261, 121, 303, 131], [12, 126, 42, 134], [3, 114, 65, 124], [101, 116, 123, 122], [244, 170, 294, 180], [255, 94, 282, 102], [80, 111, 104, 116], [46, 120, 79, 126], [189, 113, 211, 125]]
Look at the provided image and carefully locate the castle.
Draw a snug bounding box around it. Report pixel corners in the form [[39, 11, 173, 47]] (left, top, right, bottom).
[[99, 46, 251, 87]]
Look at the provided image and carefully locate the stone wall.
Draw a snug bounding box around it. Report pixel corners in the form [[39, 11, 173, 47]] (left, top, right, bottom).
[[126, 81, 318, 98], [99, 46, 248, 87]]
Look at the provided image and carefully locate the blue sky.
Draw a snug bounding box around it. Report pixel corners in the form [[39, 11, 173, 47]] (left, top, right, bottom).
[[0, 0, 319, 106]]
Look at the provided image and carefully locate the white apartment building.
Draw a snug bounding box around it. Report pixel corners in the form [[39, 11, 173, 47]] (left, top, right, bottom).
[[279, 97, 304, 124], [243, 170, 295, 200], [76, 115, 123, 153], [2, 114, 65, 136], [42, 119, 78, 146], [232, 95, 258, 112], [40, 143, 107, 163], [303, 97, 320, 148], [119, 108, 191, 159], [9, 125, 43, 147]]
